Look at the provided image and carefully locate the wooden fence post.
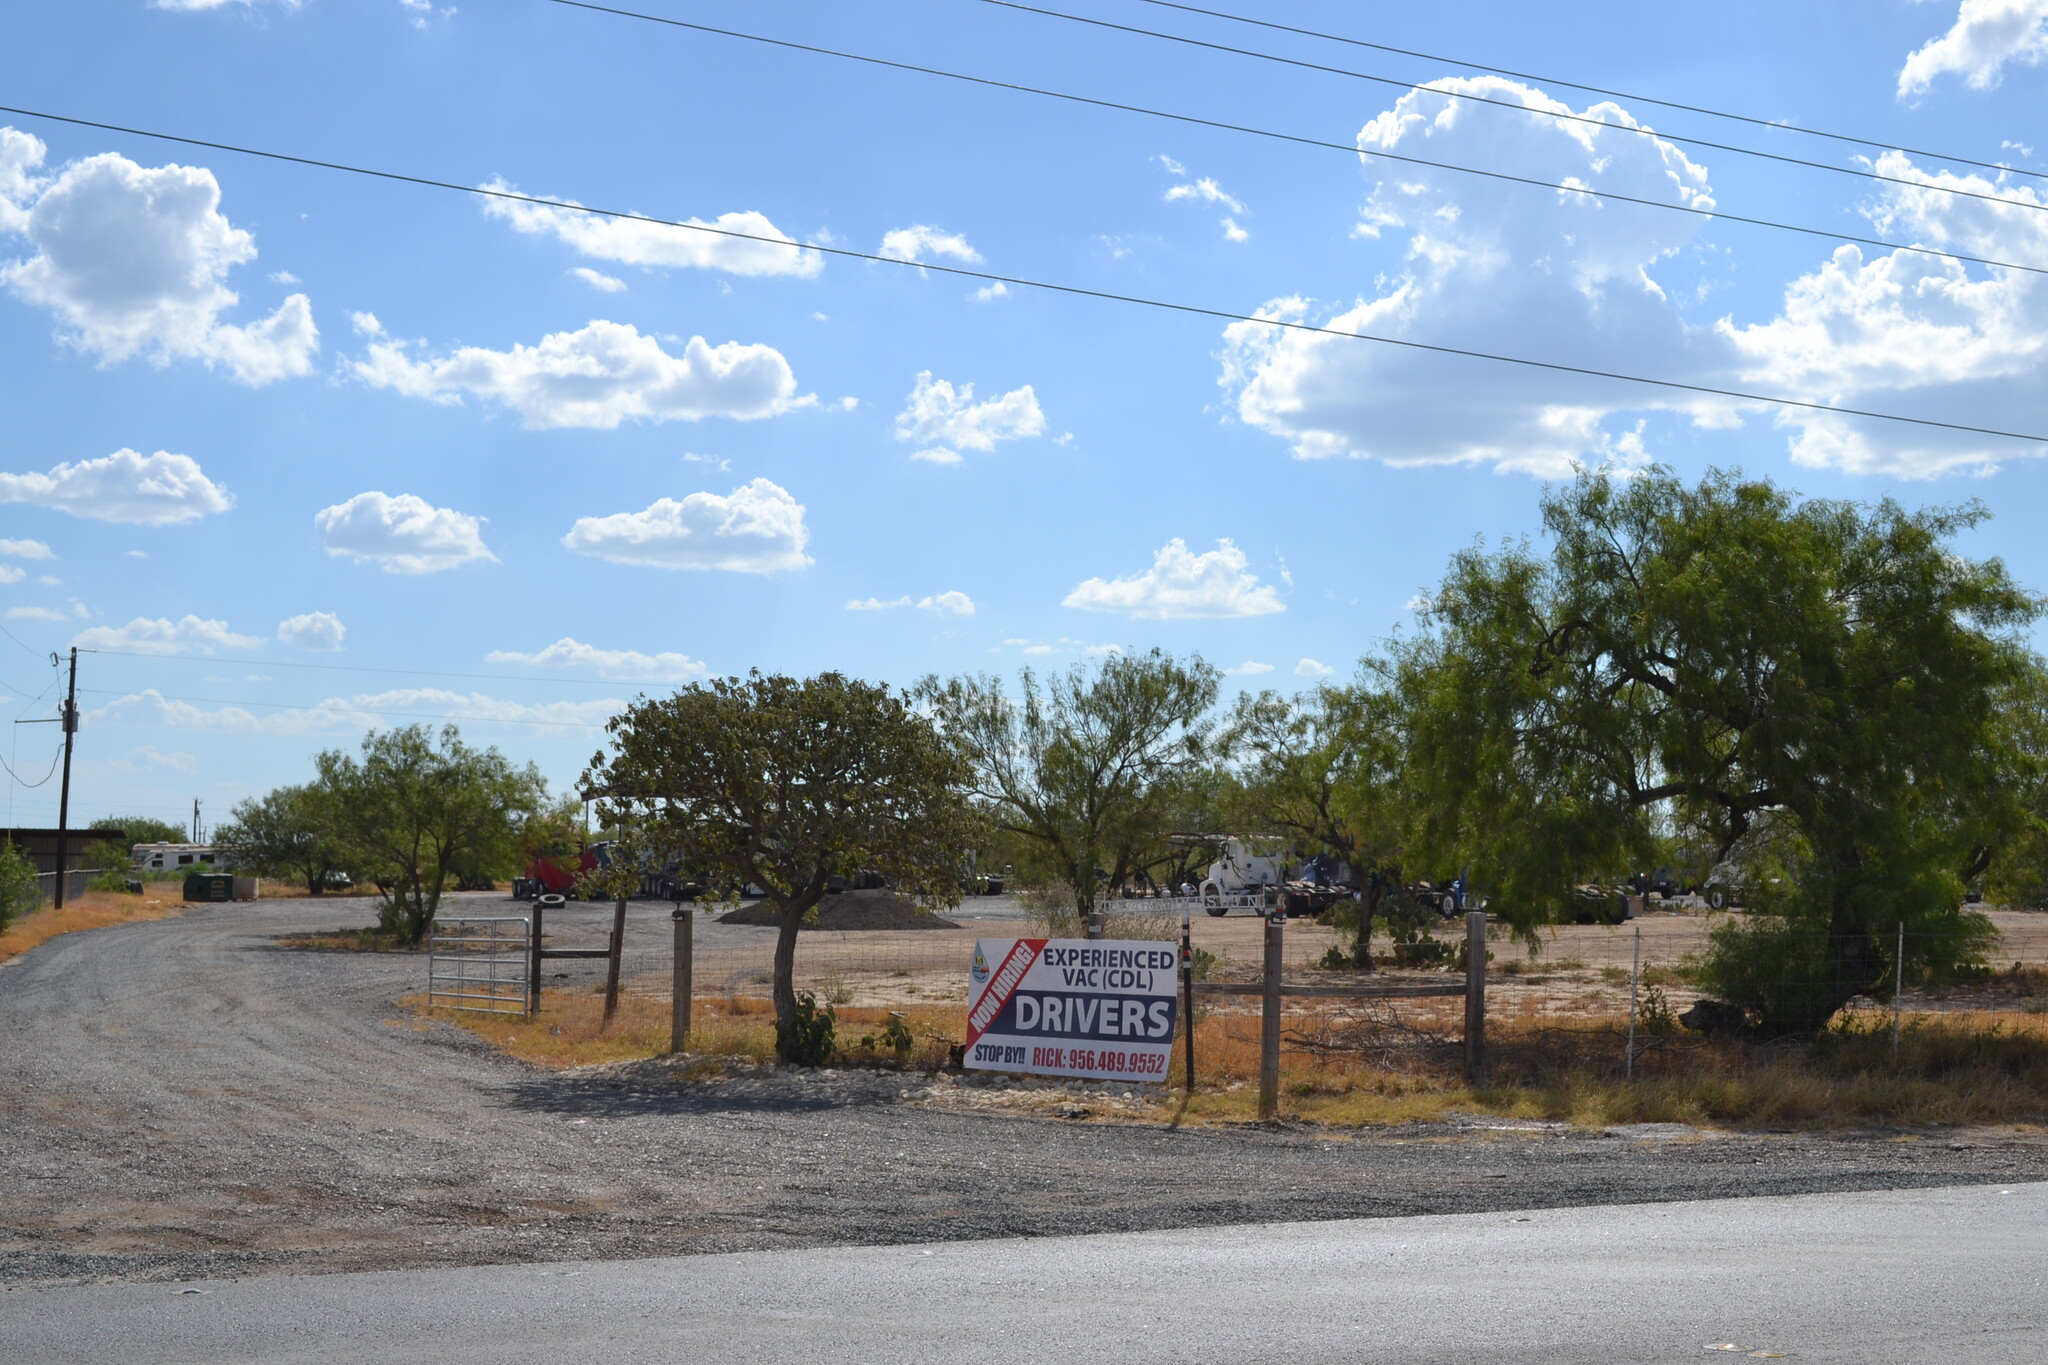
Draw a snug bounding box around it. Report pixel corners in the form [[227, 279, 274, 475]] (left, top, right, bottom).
[[1258, 910, 1283, 1121], [1180, 910, 1195, 1093], [601, 894, 627, 1027], [1464, 909, 1486, 1086], [670, 907, 693, 1053], [528, 898, 546, 1016]]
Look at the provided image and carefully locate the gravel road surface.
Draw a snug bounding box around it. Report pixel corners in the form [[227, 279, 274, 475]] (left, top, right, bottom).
[[4, 895, 2045, 1289], [8, 1183, 2045, 1363]]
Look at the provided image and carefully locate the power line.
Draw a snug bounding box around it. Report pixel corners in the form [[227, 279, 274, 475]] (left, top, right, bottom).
[[974, 0, 2048, 213], [535, 3, 2048, 281], [1130, 0, 2048, 187], [77, 687, 620, 731], [80, 647, 661, 688], [1, 103, 2043, 446]]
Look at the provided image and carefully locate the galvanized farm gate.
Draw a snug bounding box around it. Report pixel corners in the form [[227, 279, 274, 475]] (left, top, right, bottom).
[[427, 916, 533, 1017]]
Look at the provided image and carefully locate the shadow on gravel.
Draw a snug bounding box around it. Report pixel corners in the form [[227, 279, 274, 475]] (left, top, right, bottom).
[[487, 1071, 890, 1120]]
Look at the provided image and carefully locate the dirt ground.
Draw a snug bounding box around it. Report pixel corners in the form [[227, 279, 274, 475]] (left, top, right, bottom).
[[5, 894, 2046, 1291]]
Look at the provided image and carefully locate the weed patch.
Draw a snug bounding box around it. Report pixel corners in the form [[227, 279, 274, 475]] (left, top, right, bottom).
[[0, 891, 181, 964]]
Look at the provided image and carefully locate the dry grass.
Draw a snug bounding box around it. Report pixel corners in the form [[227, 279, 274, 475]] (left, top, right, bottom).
[[0, 890, 182, 964], [276, 927, 420, 953], [410, 986, 2048, 1132]]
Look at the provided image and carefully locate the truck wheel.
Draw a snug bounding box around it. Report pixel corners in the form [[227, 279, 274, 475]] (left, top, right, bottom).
[[1706, 887, 1727, 910]]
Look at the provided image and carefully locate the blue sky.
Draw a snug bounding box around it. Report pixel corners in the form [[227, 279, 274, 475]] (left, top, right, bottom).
[[2, 0, 2045, 834]]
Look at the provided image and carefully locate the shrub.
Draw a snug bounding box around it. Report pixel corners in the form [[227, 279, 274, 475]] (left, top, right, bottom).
[[776, 989, 836, 1066], [0, 840, 37, 930]]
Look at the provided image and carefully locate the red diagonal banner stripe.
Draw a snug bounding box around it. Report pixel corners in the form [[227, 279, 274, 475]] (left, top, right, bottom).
[[966, 938, 1044, 1046]]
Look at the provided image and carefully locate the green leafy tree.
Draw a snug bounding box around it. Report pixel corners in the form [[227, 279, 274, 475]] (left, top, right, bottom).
[[585, 671, 981, 1061], [919, 650, 1220, 916], [78, 815, 188, 877], [214, 784, 352, 893], [1231, 681, 1410, 967], [1396, 466, 2036, 1033], [317, 725, 545, 945]]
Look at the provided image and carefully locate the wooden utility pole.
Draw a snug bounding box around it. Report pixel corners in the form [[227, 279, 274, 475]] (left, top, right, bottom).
[[601, 894, 628, 1026], [1258, 910, 1283, 1121], [1464, 910, 1487, 1085], [670, 907, 694, 1053], [51, 648, 78, 910]]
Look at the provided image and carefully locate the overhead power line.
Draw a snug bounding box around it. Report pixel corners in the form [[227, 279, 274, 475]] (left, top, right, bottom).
[[536, 2, 2048, 282], [974, 0, 2048, 212], [80, 647, 661, 688], [76, 687, 619, 731], [1, 103, 2043, 447], [1130, 0, 2048, 187]]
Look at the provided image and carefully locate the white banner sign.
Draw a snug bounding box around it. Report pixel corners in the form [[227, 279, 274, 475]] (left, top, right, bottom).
[[964, 938, 1179, 1082]]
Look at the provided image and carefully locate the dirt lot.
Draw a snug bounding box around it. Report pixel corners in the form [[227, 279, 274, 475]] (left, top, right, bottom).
[[3, 894, 2046, 1290]]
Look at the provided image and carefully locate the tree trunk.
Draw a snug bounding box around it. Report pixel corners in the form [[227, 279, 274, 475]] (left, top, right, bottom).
[[769, 894, 819, 1058], [1355, 879, 1384, 972]]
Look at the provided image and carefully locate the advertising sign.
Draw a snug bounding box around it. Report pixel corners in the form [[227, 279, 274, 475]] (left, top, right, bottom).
[[964, 938, 1179, 1082]]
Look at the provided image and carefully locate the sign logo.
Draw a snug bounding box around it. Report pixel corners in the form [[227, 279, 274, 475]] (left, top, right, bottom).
[[970, 943, 991, 985]]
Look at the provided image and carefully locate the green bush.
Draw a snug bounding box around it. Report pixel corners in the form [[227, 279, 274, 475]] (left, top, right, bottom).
[[776, 990, 836, 1066], [0, 840, 39, 930]]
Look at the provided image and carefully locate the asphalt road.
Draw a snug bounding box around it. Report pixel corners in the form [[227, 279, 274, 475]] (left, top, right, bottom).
[[4, 896, 2046, 1291], [6, 1182, 2042, 1364]]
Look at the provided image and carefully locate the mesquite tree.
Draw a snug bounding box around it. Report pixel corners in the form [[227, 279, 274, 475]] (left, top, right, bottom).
[[585, 671, 980, 1062]]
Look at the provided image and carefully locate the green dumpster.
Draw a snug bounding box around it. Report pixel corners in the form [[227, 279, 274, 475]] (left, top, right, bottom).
[[183, 873, 235, 903]]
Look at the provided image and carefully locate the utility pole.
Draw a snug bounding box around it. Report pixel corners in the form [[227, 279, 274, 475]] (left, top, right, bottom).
[[192, 797, 202, 843], [52, 648, 78, 910]]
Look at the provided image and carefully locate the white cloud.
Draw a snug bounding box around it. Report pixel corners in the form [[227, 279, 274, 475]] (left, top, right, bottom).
[[315, 492, 496, 574], [480, 179, 822, 277], [269, 270, 300, 284], [1899, 1, 2048, 95], [7, 606, 68, 621], [1224, 660, 1275, 676], [277, 610, 345, 651], [879, 225, 982, 265], [90, 687, 622, 734], [845, 591, 975, 616], [485, 637, 708, 681], [1718, 151, 2048, 476], [399, 0, 451, 29], [1063, 539, 1286, 620], [350, 310, 384, 337], [0, 538, 52, 559], [1219, 77, 1729, 477], [72, 615, 260, 655], [972, 281, 1010, 302], [352, 319, 799, 429], [130, 745, 196, 774], [0, 449, 234, 525], [570, 266, 626, 293], [0, 566, 20, 585], [1165, 176, 1249, 215], [0, 133, 317, 384], [36, 575, 59, 586], [563, 478, 810, 573], [893, 371, 1046, 464], [1295, 658, 1336, 677]]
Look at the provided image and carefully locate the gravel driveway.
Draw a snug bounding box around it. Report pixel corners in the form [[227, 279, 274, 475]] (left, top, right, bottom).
[[4, 895, 2044, 1288]]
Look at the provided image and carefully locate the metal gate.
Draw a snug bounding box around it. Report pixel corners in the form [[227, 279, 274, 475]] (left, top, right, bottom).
[[427, 916, 532, 1016]]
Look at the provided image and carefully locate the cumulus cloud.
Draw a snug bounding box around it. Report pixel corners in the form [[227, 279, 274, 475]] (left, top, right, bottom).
[[0, 566, 21, 585], [485, 637, 708, 681], [893, 371, 1046, 464], [1160, 160, 1252, 240], [479, 179, 822, 277], [1295, 658, 1336, 677], [1219, 77, 1721, 478], [0, 538, 52, 559], [277, 610, 345, 651], [72, 615, 260, 655], [315, 492, 496, 574], [0, 131, 317, 384], [1063, 539, 1286, 620], [90, 687, 622, 734], [563, 478, 810, 573], [879, 225, 981, 264], [0, 449, 234, 525], [352, 319, 800, 430], [845, 591, 976, 616], [1899, 0, 2048, 95], [1223, 660, 1275, 676], [1717, 152, 2048, 476]]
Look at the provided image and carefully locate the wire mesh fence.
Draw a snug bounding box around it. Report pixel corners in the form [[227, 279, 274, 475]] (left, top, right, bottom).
[[507, 894, 2048, 1078]]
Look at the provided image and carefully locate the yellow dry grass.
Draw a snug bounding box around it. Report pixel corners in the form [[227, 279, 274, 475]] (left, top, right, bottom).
[[0, 890, 182, 964], [411, 987, 2048, 1132]]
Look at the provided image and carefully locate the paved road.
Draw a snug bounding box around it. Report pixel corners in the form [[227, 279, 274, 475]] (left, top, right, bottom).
[[6, 1183, 2042, 1363], [4, 896, 2045, 1289]]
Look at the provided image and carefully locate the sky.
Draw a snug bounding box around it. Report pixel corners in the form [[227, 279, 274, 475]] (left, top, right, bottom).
[[1, 0, 2046, 836]]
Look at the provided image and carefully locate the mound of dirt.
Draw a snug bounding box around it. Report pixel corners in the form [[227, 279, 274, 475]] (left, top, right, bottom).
[[716, 890, 961, 931]]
